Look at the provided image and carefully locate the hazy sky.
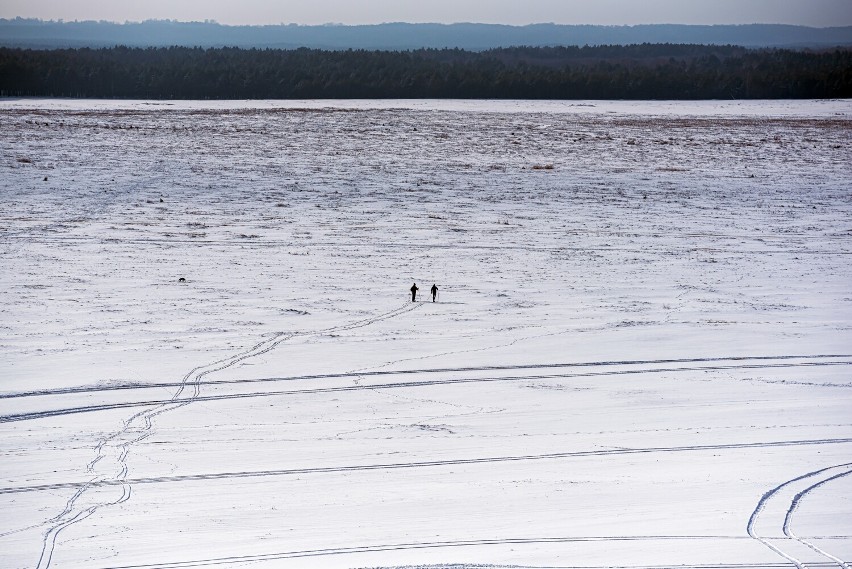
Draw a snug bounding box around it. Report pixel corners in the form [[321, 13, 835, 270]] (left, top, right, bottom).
[[2, 0, 851, 27]]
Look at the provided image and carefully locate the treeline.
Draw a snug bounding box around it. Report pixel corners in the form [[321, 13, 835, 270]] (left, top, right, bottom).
[[1, 44, 850, 99]]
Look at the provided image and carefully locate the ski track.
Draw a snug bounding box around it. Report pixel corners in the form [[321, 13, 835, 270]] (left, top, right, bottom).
[[4, 354, 849, 400], [748, 463, 852, 569], [3, 357, 850, 423], [29, 301, 422, 569], [55, 537, 849, 569], [5, 437, 851, 497], [784, 468, 852, 569]]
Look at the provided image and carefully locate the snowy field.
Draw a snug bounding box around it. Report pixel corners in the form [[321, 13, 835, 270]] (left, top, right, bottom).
[[1, 99, 851, 569]]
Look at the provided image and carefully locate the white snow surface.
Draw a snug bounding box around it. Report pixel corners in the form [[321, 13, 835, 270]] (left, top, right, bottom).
[[1, 99, 851, 569]]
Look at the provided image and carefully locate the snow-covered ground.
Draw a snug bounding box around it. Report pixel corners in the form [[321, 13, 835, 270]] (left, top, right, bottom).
[[1, 99, 851, 569]]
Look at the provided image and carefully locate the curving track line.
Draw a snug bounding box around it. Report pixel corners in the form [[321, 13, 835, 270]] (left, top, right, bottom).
[[748, 463, 852, 569], [784, 467, 852, 569], [30, 301, 422, 569]]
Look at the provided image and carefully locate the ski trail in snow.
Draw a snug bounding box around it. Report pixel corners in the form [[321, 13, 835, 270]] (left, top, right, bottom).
[[8, 437, 851, 496], [748, 462, 852, 569], [5, 353, 849, 399], [5, 358, 850, 423], [52, 537, 843, 569], [784, 468, 852, 569], [33, 301, 421, 569]]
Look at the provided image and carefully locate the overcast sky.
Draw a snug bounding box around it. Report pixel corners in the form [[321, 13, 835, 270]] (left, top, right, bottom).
[[2, 0, 851, 27]]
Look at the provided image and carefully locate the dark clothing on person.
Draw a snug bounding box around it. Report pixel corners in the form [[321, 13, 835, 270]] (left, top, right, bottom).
[[411, 283, 418, 302], [431, 284, 438, 302]]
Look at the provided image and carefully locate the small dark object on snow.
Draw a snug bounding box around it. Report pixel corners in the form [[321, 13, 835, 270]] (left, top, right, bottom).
[[178, 277, 186, 283], [160, 197, 164, 202], [431, 284, 438, 302], [43, 176, 48, 181], [411, 283, 418, 302]]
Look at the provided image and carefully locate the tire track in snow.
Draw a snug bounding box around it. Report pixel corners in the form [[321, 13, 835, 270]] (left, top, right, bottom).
[[5, 353, 848, 399], [66, 537, 846, 569], [4, 359, 850, 423], [784, 467, 852, 569], [748, 463, 852, 569], [31, 301, 422, 569], [6, 437, 851, 496]]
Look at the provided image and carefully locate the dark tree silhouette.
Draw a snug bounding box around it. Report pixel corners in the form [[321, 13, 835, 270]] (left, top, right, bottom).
[[1, 45, 850, 99]]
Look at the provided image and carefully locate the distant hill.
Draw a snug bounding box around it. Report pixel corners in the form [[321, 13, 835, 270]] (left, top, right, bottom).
[[2, 19, 852, 50]]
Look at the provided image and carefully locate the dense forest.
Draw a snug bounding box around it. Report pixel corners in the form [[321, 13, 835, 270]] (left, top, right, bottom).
[[1, 44, 850, 99]]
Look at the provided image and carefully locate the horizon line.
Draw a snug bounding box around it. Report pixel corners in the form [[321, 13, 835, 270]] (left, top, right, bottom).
[[2, 17, 848, 30]]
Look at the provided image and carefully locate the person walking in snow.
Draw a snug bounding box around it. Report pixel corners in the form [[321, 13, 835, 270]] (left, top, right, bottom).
[[410, 283, 419, 302], [430, 284, 438, 302]]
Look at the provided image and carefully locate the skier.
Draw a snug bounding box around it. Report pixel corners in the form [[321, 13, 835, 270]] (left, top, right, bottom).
[[430, 284, 438, 302], [410, 283, 418, 302]]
